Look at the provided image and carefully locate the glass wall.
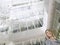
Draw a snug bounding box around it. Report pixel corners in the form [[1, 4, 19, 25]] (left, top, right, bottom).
[[0, 0, 44, 33], [54, 0, 60, 39], [7, 0, 44, 33]]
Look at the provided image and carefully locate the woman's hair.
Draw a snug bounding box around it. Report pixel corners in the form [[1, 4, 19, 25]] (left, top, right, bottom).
[[45, 29, 57, 39]]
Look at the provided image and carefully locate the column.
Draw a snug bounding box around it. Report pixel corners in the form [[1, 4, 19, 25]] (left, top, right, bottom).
[[46, 0, 56, 29]]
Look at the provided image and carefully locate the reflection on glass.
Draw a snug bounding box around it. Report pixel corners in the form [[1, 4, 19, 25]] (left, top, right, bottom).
[[39, 18, 43, 26], [37, 21, 42, 27], [28, 25, 34, 30], [34, 19, 43, 28], [13, 30, 17, 33], [55, 1, 60, 11], [24, 41, 31, 45], [0, 27, 9, 32], [21, 27, 27, 31], [12, 29, 20, 33]]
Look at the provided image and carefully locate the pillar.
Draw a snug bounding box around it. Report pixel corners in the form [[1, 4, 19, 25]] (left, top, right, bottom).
[[46, 0, 56, 29]]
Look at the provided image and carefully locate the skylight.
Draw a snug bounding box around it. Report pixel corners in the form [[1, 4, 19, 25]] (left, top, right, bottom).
[[10, 1, 44, 20]]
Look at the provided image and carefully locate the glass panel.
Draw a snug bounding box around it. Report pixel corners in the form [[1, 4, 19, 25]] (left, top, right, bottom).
[[55, 1, 60, 11], [34, 18, 43, 28], [12, 29, 20, 33], [55, 1, 60, 39], [28, 25, 34, 30], [0, 0, 44, 33], [21, 27, 27, 31]]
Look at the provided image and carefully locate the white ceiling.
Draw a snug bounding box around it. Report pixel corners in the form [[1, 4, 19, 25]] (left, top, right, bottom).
[[0, 0, 44, 29], [0, 0, 44, 20]]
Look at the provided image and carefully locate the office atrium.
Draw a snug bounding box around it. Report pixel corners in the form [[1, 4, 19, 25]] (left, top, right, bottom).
[[0, 0, 60, 45]]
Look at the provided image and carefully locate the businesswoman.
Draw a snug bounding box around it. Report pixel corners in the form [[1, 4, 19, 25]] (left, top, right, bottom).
[[44, 29, 60, 45]]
